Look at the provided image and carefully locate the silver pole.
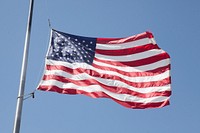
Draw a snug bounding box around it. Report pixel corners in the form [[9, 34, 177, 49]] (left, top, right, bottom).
[[13, 0, 34, 133]]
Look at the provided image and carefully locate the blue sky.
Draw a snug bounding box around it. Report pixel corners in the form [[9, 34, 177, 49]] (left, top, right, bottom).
[[1, 0, 200, 133]]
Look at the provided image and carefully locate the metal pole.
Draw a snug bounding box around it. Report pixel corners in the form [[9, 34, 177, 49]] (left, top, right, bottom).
[[13, 0, 34, 133]]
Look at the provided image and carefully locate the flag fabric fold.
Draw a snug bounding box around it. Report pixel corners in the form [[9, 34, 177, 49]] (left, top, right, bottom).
[[37, 29, 171, 109]]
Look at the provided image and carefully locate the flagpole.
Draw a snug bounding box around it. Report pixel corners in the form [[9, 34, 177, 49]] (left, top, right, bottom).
[[13, 0, 34, 133]]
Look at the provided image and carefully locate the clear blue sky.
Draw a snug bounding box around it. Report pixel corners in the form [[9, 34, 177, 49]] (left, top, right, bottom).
[[1, 0, 200, 133]]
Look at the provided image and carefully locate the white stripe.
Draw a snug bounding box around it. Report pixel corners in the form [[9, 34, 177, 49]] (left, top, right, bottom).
[[93, 58, 170, 72], [46, 59, 170, 73], [42, 68, 171, 94], [96, 38, 156, 50], [40, 80, 170, 103], [95, 49, 165, 62], [45, 59, 170, 81], [45, 68, 170, 83]]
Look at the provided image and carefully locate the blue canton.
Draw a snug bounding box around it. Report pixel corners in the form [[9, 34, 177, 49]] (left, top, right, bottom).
[[47, 30, 96, 65]]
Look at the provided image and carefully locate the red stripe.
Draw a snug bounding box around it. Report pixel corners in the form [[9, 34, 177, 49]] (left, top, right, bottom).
[[92, 63, 171, 76], [47, 63, 170, 78], [96, 43, 160, 56], [45, 65, 171, 88], [97, 31, 154, 44], [38, 85, 170, 109], [147, 64, 171, 73], [43, 75, 170, 97], [94, 52, 170, 67], [38, 81, 171, 98], [113, 98, 170, 109], [46, 65, 171, 86]]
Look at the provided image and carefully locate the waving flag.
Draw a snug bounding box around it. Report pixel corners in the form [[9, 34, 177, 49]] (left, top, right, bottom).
[[37, 29, 171, 109]]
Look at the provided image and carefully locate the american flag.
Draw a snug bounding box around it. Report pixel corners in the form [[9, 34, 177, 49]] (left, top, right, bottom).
[[37, 29, 171, 109]]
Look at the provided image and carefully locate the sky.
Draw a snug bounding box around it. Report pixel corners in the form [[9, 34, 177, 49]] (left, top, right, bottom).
[[1, 0, 200, 133]]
